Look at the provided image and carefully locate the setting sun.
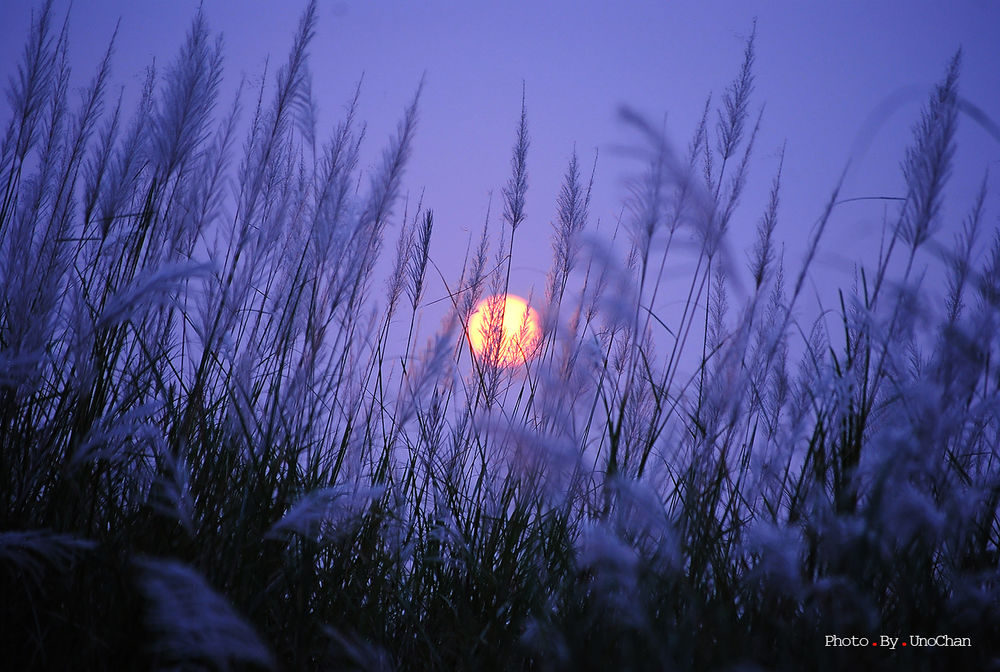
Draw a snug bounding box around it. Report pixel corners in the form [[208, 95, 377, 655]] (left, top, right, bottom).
[[467, 294, 542, 367]]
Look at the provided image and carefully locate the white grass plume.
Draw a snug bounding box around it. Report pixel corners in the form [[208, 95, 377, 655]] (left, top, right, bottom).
[[135, 557, 275, 670]]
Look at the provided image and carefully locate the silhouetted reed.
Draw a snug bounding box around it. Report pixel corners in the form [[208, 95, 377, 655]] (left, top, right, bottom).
[[1, 2, 997, 670]]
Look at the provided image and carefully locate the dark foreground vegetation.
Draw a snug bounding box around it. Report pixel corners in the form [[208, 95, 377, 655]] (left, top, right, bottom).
[[2, 2, 998, 669]]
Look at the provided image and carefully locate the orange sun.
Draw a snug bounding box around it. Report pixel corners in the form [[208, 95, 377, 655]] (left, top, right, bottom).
[[467, 294, 542, 367]]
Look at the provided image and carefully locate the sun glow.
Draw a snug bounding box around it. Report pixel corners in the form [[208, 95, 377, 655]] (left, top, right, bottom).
[[467, 294, 542, 367]]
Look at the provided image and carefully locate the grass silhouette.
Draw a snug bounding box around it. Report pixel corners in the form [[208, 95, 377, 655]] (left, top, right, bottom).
[[1, 2, 998, 670]]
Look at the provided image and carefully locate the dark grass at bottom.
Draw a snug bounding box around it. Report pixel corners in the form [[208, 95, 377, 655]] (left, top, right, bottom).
[[3, 541, 997, 672]]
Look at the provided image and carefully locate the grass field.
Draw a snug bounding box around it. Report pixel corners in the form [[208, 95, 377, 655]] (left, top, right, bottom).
[[2, 2, 998, 670]]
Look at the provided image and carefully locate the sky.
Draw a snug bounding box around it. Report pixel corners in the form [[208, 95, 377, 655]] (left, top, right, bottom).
[[2, 0, 998, 349]]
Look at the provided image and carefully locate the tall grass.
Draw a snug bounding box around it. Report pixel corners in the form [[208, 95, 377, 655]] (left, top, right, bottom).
[[1, 2, 998, 670]]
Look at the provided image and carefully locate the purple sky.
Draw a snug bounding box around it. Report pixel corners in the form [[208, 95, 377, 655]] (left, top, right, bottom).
[[3, 1, 998, 347]]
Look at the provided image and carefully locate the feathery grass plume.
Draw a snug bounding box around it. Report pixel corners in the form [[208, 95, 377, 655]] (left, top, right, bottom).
[[900, 51, 960, 253], [470, 89, 531, 410], [503, 84, 529, 234], [96, 260, 213, 329], [150, 8, 223, 185], [81, 87, 122, 230], [385, 212, 414, 323], [393, 204, 433, 391], [145, 433, 195, 534], [198, 3, 317, 390], [357, 81, 422, 273], [0, 0, 57, 233], [615, 105, 728, 311], [942, 172, 988, 325], [471, 226, 510, 403], [237, 0, 316, 225], [0, 12, 70, 364], [744, 518, 802, 594], [268, 484, 386, 543], [575, 520, 641, 619], [605, 475, 677, 562], [93, 64, 155, 239], [324, 82, 421, 410], [706, 266, 729, 358], [546, 148, 594, 312], [54, 24, 116, 224], [0, 529, 95, 586], [70, 399, 162, 465], [700, 21, 759, 267], [483, 413, 579, 505], [461, 207, 491, 322], [716, 20, 756, 168], [398, 318, 456, 429], [311, 78, 364, 271], [761, 258, 789, 426], [810, 60, 970, 528], [633, 105, 708, 353], [749, 145, 784, 290], [406, 209, 434, 312], [690, 25, 759, 431], [621, 114, 669, 279], [136, 557, 275, 670]]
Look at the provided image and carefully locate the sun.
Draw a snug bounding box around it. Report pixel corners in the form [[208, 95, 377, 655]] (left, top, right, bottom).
[[467, 294, 542, 367]]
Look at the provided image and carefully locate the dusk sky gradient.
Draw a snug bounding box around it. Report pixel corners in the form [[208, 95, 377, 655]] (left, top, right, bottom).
[[3, 0, 998, 354]]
